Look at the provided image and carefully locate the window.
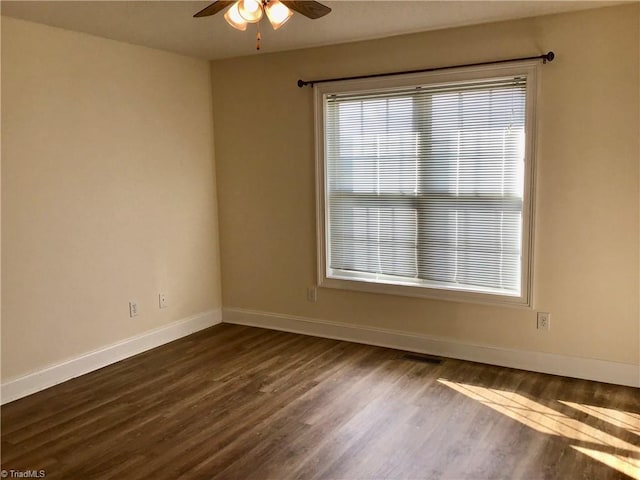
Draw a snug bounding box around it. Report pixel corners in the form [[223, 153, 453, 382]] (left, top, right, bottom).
[[315, 64, 537, 306]]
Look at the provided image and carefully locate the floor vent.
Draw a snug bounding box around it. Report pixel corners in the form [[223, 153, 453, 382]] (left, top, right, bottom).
[[402, 353, 443, 365]]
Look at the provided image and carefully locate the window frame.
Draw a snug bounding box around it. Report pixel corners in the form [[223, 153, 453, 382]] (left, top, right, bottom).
[[314, 62, 539, 308]]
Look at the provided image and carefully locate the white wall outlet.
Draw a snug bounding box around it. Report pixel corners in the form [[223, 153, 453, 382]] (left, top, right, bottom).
[[129, 301, 139, 318], [537, 312, 551, 331], [159, 293, 168, 309], [307, 286, 317, 303]]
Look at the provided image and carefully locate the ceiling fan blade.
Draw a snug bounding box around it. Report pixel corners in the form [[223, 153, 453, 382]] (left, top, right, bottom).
[[193, 1, 234, 18], [282, 1, 331, 19]]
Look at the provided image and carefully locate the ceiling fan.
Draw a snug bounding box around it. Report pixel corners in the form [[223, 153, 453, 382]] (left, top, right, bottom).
[[194, 1, 331, 49]]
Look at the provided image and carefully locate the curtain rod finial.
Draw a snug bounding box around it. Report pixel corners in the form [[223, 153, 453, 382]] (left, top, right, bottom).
[[544, 51, 555, 63]]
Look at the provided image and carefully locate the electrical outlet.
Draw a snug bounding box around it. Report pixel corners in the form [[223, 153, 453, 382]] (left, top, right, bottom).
[[537, 312, 551, 331], [159, 293, 168, 309], [129, 301, 139, 318], [307, 286, 317, 303]]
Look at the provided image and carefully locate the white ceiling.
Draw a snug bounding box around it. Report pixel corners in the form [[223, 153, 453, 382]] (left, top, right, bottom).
[[1, 1, 624, 60]]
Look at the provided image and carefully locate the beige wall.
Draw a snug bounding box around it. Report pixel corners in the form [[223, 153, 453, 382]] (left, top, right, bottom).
[[211, 4, 640, 365], [1, 4, 638, 384], [1, 17, 221, 380]]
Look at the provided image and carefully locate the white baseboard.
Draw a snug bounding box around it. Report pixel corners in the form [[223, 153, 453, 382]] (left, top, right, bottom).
[[223, 307, 639, 388], [1, 309, 222, 404]]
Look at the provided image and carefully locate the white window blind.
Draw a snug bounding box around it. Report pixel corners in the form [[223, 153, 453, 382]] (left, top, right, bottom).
[[322, 73, 533, 301]]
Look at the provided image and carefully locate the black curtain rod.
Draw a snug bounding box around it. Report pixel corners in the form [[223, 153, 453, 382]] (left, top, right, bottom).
[[297, 51, 555, 88]]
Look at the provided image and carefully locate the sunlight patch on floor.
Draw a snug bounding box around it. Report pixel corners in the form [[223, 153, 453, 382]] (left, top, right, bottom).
[[572, 445, 639, 479], [559, 401, 640, 437], [438, 379, 640, 479]]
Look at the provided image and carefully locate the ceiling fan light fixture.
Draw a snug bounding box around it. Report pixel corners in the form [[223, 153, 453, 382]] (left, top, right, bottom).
[[265, 0, 293, 30], [194, 0, 332, 51], [224, 2, 248, 30], [238, 0, 263, 23]]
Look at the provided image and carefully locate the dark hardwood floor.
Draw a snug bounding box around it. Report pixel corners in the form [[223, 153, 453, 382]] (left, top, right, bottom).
[[1, 324, 639, 479]]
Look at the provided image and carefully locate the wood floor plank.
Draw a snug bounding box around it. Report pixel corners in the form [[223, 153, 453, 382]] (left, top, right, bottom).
[[2, 324, 638, 479]]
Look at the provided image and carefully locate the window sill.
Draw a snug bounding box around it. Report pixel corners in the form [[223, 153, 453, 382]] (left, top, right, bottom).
[[320, 274, 531, 309]]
